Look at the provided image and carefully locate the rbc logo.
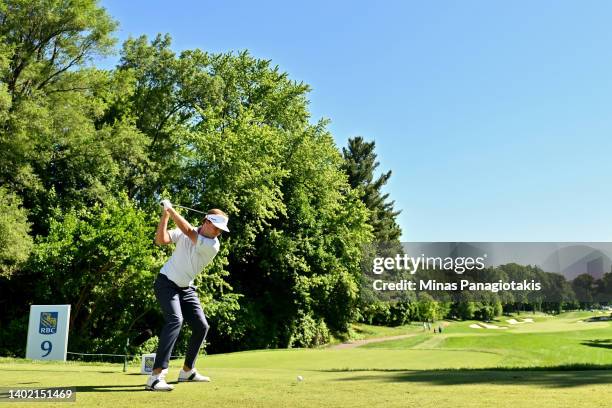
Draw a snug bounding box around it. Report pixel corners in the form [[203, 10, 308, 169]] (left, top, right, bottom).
[[39, 312, 58, 335], [144, 357, 155, 371]]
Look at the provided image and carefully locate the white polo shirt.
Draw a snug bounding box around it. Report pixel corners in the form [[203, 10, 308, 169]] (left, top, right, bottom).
[[160, 228, 220, 288]]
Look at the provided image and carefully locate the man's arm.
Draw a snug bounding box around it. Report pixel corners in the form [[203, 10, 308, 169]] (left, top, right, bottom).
[[166, 207, 198, 244], [155, 210, 172, 245]]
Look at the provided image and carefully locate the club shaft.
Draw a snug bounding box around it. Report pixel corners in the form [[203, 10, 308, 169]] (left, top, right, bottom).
[[174, 204, 206, 215]]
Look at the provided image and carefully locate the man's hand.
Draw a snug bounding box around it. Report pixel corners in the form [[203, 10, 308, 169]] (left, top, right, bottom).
[[157, 199, 197, 244], [155, 204, 172, 245]]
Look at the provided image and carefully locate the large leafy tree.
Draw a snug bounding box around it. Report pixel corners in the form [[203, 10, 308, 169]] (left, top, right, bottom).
[[0, 0, 375, 356], [109, 37, 373, 349], [0, 0, 152, 235]]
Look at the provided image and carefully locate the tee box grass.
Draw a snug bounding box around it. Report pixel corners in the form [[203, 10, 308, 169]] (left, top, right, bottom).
[[2, 312, 611, 407]]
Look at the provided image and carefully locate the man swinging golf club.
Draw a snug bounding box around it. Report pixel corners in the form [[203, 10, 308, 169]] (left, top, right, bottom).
[[146, 199, 229, 391]]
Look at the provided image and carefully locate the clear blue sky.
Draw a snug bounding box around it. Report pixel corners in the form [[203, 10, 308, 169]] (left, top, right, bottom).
[[99, 0, 612, 242]]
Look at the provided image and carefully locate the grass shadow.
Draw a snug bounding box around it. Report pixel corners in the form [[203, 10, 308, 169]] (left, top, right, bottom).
[[4, 368, 92, 373], [75, 380, 181, 393], [326, 364, 612, 389], [75, 384, 150, 393], [581, 339, 612, 349]]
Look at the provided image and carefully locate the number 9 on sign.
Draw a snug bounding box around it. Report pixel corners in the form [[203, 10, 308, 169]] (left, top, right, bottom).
[[41, 341, 52, 357]]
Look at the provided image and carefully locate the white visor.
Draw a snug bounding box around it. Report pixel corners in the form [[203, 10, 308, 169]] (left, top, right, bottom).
[[205, 214, 229, 232]]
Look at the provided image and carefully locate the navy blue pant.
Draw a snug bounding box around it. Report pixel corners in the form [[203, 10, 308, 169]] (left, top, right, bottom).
[[153, 273, 210, 370]]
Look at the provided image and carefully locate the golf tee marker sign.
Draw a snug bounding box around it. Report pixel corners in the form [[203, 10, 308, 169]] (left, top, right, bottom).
[[26, 305, 71, 361]]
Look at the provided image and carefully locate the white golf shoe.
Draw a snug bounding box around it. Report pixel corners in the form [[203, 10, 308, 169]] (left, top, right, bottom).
[[178, 368, 211, 382], [145, 369, 174, 391]]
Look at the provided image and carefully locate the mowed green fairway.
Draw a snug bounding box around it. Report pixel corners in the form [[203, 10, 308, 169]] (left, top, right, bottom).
[[3, 312, 611, 408]]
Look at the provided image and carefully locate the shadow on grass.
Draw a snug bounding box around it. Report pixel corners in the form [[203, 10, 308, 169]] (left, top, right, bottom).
[[325, 364, 612, 388], [75, 384, 152, 393], [581, 339, 612, 349], [75, 380, 182, 393], [4, 369, 119, 374]]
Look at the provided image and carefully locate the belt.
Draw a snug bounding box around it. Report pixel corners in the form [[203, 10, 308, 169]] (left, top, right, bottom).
[[158, 273, 191, 290]]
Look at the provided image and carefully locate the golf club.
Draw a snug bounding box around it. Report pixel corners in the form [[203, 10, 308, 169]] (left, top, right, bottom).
[[159, 201, 206, 215], [174, 204, 206, 215]]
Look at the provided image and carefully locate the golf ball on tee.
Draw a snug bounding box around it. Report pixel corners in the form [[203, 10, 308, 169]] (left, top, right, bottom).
[[297, 375, 303, 381]]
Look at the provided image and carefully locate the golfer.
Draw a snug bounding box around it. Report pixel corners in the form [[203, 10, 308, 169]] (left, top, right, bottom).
[[145, 199, 229, 391]]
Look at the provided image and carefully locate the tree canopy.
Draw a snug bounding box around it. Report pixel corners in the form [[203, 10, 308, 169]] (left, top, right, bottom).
[[0, 0, 378, 356]]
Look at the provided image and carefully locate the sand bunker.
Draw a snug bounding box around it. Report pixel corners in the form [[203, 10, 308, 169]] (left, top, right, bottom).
[[506, 318, 534, 324], [481, 323, 508, 329], [469, 322, 508, 329], [506, 319, 521, 324]]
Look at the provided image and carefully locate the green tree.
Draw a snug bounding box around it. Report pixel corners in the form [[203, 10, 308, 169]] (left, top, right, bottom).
[[0, 0, 150, 233], [476, 305, 495, 322], [598, 272, 612, 303], [19, 196, 162, 353], [0, 187, 32, 278], [1, 3, 376, 355], [572, 273, 596, 309], [110, 36, 373, 350], [342, 136, 402, 243], [417, 292, 439, 322], [457, 301, 477, 320], [0, 0, 116, 100]]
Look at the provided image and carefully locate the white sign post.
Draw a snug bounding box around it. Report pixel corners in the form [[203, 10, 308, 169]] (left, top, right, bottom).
[[26, 305, 71, 361], [141, 353, 156, 374]]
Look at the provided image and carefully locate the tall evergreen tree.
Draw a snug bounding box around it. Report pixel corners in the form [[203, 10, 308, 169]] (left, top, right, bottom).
[[342, 136, 402, 242]]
